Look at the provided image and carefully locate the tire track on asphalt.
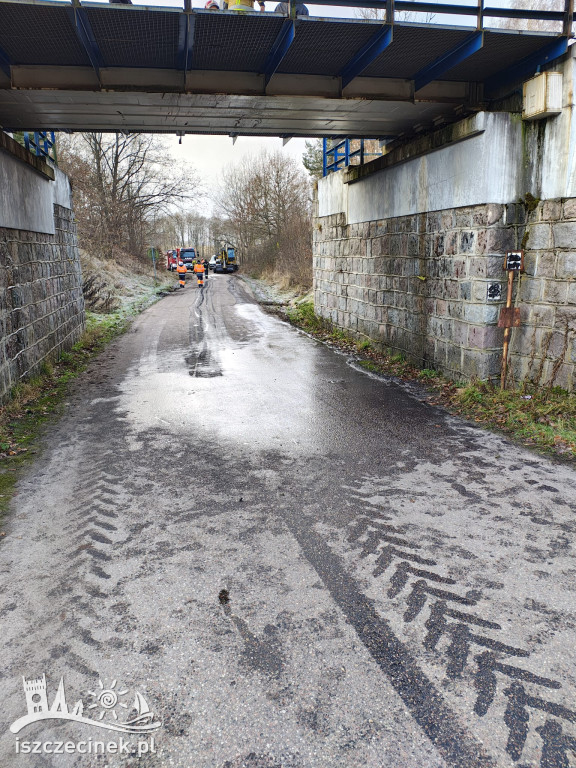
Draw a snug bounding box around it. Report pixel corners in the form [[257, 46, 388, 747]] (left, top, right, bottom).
[[282, 506, 497, 768], [340, 488, 576, 768]]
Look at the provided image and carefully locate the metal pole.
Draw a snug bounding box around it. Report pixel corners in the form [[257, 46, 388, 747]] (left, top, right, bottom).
[[564, 0, 574, 37], [385, 0, 394, 24], [500, 269, 514, 389]]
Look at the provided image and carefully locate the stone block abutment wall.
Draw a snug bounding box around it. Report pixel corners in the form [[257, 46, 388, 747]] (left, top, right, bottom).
[[0, 133, 85, 400], [314, 200, 576, 389], [314, 56, 576, 389]]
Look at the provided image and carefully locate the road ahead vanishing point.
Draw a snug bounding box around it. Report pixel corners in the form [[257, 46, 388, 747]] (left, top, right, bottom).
[[1, 275, 576, 768]]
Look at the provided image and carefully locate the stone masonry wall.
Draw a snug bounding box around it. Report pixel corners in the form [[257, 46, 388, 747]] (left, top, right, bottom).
[[508, 199, 576, 391], [313, 200, 576, 389], [0, 204, 85, 400]]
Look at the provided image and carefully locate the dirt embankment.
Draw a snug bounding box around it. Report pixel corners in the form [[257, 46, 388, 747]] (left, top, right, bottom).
[[80, 249, 174, 313]]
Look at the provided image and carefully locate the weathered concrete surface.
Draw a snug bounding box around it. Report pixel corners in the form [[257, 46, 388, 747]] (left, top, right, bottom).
[[322, 113, 521, 224], [319, 49, 576, 227], [1, 275, 576, 767], [0, 135, 72, 235]]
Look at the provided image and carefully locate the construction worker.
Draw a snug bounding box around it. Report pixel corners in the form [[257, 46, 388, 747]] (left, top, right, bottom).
[[193, 259, 205, 287], [176, 260, 187, 288], [227, 0, 265, 11], [201, 257, 209, 279]]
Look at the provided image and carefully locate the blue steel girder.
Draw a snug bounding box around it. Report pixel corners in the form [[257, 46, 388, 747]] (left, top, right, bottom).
[[67, 4, 104, 74], [413, 31, 483, 92], [0, 42, 10, 79], [340, 24, 392, 89], [484, 36, 569, 97], [263, 19, 296, 86], [177, 13, 196, 71]]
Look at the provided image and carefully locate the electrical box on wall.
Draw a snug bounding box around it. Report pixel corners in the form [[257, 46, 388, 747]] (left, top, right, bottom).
[[522, 72, 563, 120]]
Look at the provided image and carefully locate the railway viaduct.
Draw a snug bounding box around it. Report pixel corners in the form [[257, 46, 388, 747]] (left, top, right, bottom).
[[1, 0, 575, 394]]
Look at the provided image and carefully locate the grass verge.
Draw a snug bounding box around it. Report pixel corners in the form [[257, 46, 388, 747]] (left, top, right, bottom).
[[0, 286, 172, 525], [283, 301, 576, 460]]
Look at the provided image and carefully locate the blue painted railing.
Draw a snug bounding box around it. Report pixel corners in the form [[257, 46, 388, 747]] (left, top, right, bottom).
[[322, 138, 380, 176], [24, 131, 57, 164]]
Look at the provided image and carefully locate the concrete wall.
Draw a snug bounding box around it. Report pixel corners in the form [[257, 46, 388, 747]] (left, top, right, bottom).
[[319, 113, 523, 224], [0, 135, 85, 400], [314, 50, 576, 389]]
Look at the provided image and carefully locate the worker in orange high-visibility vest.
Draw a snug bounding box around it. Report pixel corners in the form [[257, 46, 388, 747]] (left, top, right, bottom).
[[193, 260, 205, 287], [176, 261, 187, 288]]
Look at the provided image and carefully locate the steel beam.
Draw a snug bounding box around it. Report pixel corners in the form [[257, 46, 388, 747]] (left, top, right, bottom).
[[304, 0, 565, 20], [177, 13, 196, 71], [0, 43, 11, 79], [413, 31, 483, 92], [340, 25, 392, 89], [67, 4, 104, 74], [484, 36, 569, 97], [263, 19, 296, 86]]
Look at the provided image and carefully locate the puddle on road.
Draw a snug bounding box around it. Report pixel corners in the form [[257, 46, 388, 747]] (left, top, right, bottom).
[[117, 301, 334, 456]]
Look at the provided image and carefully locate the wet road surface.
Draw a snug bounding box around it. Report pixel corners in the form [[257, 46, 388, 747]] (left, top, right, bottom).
[[1, 275, 576, 768]]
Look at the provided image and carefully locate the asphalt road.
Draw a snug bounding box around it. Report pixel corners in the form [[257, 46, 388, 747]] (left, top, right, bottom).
[[1, 275, 576, 768]]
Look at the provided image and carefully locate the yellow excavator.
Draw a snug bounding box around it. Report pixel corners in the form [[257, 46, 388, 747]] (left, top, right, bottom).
[[214, 245, 238, 273]]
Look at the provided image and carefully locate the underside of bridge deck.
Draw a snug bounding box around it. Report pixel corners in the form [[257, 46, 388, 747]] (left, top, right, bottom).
[[0, 0, 569, 137]]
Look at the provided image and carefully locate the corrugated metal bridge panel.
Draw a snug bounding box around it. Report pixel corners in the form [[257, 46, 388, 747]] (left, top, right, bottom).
[[440, 29, 556, 81], [0, 88, 462, 135], [0, 2, 90, 66], [361, 25, 472, 78], [85, 7, 181, 69], [0, 0, 561, 79], [190, 13, 285, 72], [277, 19, 378, 76]]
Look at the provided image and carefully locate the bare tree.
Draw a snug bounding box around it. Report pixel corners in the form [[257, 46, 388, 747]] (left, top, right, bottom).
[[486, 0, 564, 34], [58, 133, 202, 261], [356, 0, 564, 32], [214, 150, 312, 286], [356, 2, 435, 23]]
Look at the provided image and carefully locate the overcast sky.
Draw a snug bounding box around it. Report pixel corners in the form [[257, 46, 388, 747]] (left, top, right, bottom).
[[165, 135, 311, 212]]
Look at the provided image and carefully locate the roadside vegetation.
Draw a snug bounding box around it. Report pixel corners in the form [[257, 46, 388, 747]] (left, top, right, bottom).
[[282, 300, 576, 460]]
